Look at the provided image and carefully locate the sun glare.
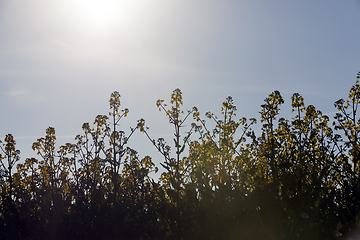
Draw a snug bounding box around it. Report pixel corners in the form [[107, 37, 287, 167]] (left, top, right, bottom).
[[75, 0, 119, 27], [52, 0, 155, 67], [69, 0, 147, 32]]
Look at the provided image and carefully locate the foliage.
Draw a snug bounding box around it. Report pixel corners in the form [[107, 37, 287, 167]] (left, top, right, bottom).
[[1, 75, 360, 239]]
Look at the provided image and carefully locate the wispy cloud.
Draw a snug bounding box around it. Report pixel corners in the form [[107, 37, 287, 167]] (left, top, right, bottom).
[[5, 90, 31, 96], [4, 89, 45, 105]]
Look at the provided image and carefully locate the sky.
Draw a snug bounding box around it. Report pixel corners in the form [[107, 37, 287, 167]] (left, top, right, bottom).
[[1, 0, 360, 171]]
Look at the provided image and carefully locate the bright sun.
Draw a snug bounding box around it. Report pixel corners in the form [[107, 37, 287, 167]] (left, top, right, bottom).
[[69, 0, 146, 32], [76, 0, 119, 27]]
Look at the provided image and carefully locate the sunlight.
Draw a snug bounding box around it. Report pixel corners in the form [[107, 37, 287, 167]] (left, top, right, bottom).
[[52, 0, 152, 65], [68, 0, 147, 32], [74, 0, 120, 27]]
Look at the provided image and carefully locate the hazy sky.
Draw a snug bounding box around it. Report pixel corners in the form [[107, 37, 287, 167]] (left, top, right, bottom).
[[1, 0, 360, 168]]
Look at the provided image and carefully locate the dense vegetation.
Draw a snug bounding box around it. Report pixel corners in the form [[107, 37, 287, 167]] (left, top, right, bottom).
[[1, 74, 360, 240]]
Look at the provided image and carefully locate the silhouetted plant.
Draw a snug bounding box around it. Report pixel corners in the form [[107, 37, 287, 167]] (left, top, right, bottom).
[[140, 88, 199, 238], [334, 75, 360, 234], [2, 74, 360, 239]]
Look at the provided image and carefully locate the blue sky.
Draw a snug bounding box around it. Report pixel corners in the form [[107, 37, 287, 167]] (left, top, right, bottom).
[[1, 0, 360, 168]]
